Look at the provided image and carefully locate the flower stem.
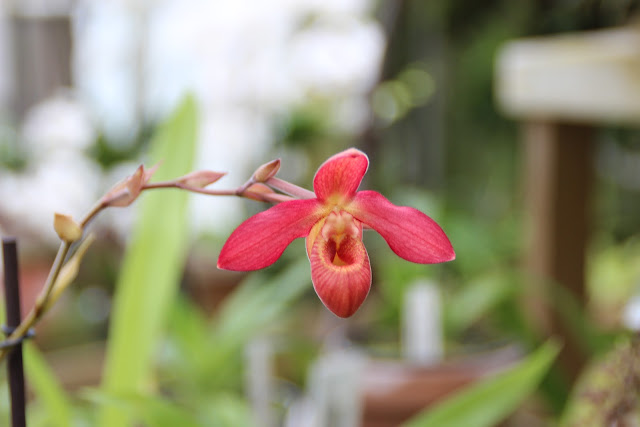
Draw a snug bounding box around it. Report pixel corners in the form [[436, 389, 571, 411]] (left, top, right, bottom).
[[0, 166, 301, 364], [143, 181, 295, 203], [0, 241, 70, 362], [80, 200, 108, 228], [265, 177, 315, 199]]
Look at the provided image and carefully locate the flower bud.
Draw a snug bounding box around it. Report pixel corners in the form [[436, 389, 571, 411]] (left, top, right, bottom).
[[102, 164, 158, 207], [252, 159, 281, 182], [176, 170, 226, 188], [53, 213, 83, 242]]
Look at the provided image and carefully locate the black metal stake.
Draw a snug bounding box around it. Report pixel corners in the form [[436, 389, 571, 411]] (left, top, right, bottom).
[[2, 238, 27, 427]]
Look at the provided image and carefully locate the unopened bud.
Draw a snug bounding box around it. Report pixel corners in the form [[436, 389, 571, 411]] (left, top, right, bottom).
[[125, 164, 145, 193], [54, 213, 83, 242], [177, 170, 226, 188], [252, 159, 281, 182], [102, 164, 158, 207]]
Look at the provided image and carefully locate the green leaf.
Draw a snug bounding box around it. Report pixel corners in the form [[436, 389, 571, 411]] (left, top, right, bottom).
[[549, 284, 616, 357], [164, 296, 213, 385], [98, 95, 198, 426], [203, 259, 311, 387], [23, 343, 72, 427], [215, 258, 311, 342], [162, 259, 312, 392], [202, 393, 252, 427], [86, 389, 202, 427], [444, 273, 515, 335], [403, 340, 561, 427]]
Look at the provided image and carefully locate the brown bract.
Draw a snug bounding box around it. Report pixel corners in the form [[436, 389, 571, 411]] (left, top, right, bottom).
[[176, 170, 226, 188], [252, 158, 281, 183]]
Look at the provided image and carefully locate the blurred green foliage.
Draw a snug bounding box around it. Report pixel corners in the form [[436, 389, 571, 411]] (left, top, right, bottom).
[[23, 343, 72, 427], [90, 130, 151, 170], [0, 124, 26, 171], [98, 95, 198, 426]]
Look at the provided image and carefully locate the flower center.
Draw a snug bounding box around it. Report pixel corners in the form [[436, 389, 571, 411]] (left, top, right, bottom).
[[324, 193, 351, 210], [320, 210, 361, 266]]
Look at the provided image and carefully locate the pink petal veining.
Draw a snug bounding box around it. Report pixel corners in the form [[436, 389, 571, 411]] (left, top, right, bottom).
[[313, 148, 369, 202], [218, 198, 323, 271], [350, 190, 455, 264]]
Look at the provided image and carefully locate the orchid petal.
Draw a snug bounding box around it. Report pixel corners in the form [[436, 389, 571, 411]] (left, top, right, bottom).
[[308, 233, 371, 318], [350, 190, 455, 264], [313, 148, 369, 202], [218, 199, 323, 271]]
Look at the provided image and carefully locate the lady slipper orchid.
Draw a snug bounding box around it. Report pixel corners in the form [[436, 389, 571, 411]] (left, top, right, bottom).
[[217, 148, 455, 318]]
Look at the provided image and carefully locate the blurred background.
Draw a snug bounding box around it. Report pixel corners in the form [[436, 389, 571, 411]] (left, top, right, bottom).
[[1, 0, 640, 425]]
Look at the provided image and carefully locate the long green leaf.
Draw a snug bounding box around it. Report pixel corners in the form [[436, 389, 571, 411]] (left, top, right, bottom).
[[204, 259, 311, 387], [203, 393, 252, 427], [162, 258, 312, 393], [86, 389, 202, 427], [98, 96, 198, 426], [215, 258, 311, 343], [403, 340, 560, 427], [23, 343, 72, 427]]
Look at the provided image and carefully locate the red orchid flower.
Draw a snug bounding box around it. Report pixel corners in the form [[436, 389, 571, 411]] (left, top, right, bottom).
[[217, 148, 455, 318]]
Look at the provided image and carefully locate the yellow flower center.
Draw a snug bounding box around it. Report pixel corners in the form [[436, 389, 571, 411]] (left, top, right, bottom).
[[324, 193, 351, 210]]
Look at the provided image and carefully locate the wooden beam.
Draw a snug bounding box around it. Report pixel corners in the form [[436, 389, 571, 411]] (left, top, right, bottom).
[[496, 26, 640, 126], [522, 121, 593, 381]]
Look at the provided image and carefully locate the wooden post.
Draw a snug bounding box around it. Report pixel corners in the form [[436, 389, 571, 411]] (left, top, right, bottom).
[[522, 122, 592, 381], [496, 24, 640, 384]]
